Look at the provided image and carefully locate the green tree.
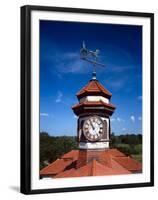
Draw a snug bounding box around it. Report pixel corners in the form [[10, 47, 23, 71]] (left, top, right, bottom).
[[40, 132, 77, 169]]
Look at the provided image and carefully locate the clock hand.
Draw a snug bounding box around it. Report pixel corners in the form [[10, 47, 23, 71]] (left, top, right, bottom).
[[90, 120, 95, 130]]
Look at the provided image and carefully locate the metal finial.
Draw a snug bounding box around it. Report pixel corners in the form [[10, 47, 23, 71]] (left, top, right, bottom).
[[92, 71, 97, 80]]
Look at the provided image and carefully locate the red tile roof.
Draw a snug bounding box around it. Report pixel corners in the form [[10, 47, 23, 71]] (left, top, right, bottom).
[[40, 149, 142, 178], [40, 150, 79, 176], [40, 159, 73, 176], [113, 156, 142, 172], [72, 101, 115, 110], [55, 159, 131, 178], [76, 80, 112, 99], [72, 101, 115, 116], [77, 158, 131, 176], [105, 149, 126, 157], [61, 150, 79, 160]]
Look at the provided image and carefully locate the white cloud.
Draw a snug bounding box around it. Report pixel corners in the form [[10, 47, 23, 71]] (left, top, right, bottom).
[[117, 117, 121, 122], [50, 51, 91, 74], [117, 117, 124, 122], [105, 75, 129, 91], [40, 113, 49, 117], [55, 91, 63, 103], [111, 117, 124, 122], [73, 115, 78, 119], [138, 116, 142, 121], [57, 59, 90, 74], [130, 115, 135, 123], [138, 96, 142, 100], [111, 118, 116, 122]]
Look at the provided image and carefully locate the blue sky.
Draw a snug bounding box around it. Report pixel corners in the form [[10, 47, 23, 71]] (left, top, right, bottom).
[[40, 20, 142, 136]]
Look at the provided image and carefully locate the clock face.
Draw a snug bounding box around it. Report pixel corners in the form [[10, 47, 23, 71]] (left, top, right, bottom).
[[83, 116, 105, 141]]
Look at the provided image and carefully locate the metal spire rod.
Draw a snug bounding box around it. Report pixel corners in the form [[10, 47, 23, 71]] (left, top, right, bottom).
[[80, 41, 106, 80]]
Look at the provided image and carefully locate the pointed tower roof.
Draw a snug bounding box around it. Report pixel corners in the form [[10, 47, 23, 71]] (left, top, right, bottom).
[[77, 79, 112, 99]]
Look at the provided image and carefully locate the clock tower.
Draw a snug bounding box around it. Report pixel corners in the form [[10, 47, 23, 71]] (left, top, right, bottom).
[[72, 74, 115, 150], [71, 42, 116, 168]]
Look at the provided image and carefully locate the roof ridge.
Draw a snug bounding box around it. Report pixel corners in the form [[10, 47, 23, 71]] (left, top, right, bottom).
[[91, 159, 97, 176], [95, 80, 112, 94], [113, 156, 142, 171], [110, 157, 133, 172]]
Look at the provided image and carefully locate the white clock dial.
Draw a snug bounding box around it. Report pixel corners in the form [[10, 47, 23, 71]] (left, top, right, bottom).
[[83, 116, 105, 141]]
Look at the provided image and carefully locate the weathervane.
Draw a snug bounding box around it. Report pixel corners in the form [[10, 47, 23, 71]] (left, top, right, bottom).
[[80, 41, 106, 80]]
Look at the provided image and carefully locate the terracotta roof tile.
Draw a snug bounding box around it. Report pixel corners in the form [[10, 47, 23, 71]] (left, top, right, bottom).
[[78, 156, 131, 176], [77, 80, 112, 98], [54, 168, 79, 178], [105, 149, 126, 157], [40, 151, 79, 176], [72, 101, 115, 110], [40, 158, 73, 176], [113, 157, 142, 172], [40, 149, 142, 178], [61, 150, 79, 160], [54, 159, 131, 178]]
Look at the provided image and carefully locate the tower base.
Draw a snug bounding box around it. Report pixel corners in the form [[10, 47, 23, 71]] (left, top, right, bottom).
[[79, 141, 109, 150], [76, 149, 111, 168]]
